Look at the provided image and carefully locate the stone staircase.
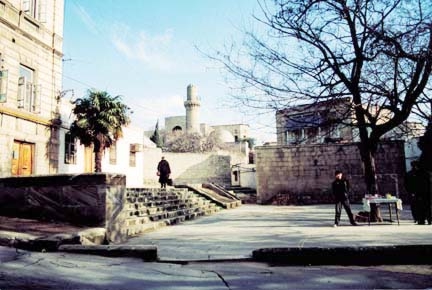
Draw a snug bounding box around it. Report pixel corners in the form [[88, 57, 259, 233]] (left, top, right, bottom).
[[122, 187, 222, 237], [225, 185, 257, 204], [180, 184, 242, 209]]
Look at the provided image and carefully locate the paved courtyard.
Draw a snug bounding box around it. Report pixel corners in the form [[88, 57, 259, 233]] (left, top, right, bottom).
[[1, 204, 432, 289], [125, 204, 431, 261]]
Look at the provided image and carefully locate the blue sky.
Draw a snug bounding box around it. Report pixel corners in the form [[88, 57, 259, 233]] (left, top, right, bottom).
[[62, 0, 276, 143]]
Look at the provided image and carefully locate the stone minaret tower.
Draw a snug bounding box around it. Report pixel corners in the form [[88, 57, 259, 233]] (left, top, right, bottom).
[[184, 84, 201, 134]]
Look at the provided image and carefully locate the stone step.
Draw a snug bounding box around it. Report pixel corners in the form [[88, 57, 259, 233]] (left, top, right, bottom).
[[121, 187, 224, 238], [124, 210, 209, 237]]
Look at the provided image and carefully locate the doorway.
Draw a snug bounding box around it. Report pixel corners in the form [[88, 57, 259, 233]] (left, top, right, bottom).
[[11, 140, 34, 176]]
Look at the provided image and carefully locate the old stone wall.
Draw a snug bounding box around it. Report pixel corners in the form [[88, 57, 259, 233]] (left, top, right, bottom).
[[144, 150, 247, 187], [163, 152, 232, 185], [0, 173, 125, 230], [255, 141, 407, 204]]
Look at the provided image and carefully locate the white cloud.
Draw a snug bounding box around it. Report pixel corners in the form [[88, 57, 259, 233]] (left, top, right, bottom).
[[111, 23, 175, 71]]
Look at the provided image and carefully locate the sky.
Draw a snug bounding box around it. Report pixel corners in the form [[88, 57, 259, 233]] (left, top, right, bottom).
[[62, 0, 276, 144]]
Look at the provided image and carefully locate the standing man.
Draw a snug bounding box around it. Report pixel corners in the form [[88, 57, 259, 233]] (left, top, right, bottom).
[[332, 170, 358, 227], [406, 161, 431, 225], [157, 156, 171, 189], [404, 160, 420, 223]]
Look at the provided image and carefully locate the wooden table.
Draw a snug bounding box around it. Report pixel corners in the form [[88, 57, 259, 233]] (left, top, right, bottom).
[[362, 198, 403, 225]]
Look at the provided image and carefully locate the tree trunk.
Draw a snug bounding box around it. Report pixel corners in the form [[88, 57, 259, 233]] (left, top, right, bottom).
[[93, 135, 103, 173], [361, 149, 379, 196], [358, 142, 382, 222], [94, 149, 103, 173]]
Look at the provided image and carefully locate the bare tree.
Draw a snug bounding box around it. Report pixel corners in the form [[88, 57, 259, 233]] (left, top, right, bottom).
[[212, 0, 432, 195]]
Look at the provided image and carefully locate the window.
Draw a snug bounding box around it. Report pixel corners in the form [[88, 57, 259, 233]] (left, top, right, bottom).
[[0, 69, 7, 103], [329, 124, 341, 138], [18, 65, 40, 113], [248, 152, 254, 164], [129, 151, 136, 167], [22, 0, 46, 22], [233, 170, 238, 182], [22, 0, 37, 18], [109, 142, 117, 165], [305, 127, 319, 143], [286, 129, 304, 144], [64, 132, 76, 164]]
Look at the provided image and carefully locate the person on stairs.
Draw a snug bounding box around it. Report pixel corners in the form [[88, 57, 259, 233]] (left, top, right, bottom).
[[157, 156, 171, 189]]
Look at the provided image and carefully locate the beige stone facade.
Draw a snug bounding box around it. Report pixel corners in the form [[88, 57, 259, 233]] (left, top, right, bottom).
[[0, 0, 64, 177], [255, 141, 407, 205]]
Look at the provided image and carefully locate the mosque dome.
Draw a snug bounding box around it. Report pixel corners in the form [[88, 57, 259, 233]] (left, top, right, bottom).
[[209, 129, 235, 143]]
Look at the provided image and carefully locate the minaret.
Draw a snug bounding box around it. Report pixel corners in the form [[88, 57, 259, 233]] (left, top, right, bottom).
[[184, 84, 201, 134]]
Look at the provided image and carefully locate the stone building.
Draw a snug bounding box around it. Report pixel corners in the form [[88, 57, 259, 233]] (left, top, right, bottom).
[[276, 98, 354, 145], [258, 98, 420, 204], [0, 1, 152, 186], [276, 97, 423, 147], [0, 0, 64, 177], [161, 84, 251, 142], [149, 84, 254, 188]]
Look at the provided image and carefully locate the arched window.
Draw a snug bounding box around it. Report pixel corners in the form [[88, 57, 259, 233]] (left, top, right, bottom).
[[172, 126, 182, 132]]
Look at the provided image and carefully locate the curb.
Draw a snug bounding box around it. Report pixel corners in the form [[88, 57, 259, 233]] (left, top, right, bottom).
[[252, 245, 432, 265], [0, 228, 106, 253], [16, 234, 81, 252], [59, 244, 157, 261]]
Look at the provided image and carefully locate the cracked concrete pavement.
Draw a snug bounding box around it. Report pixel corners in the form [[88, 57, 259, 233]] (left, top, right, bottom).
[[1, 204, 432, 289], [1, 246, 432, 289]]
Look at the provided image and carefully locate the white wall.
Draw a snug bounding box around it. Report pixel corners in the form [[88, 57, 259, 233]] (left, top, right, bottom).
[[231, 164, 256, 189], [58, 123, 154, 187], [142, 147, 163, 187], [102, 126, 146, 187]]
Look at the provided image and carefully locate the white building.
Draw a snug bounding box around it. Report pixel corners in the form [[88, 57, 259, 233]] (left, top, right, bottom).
[[57, 98, 155, 187]]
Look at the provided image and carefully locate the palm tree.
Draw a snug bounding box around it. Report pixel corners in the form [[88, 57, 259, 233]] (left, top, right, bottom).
[[69, 89, 131, 172]]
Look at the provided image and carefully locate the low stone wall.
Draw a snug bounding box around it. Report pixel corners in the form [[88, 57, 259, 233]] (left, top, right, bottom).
[[0, 173, 125, 242], [255, 141, 407, 204], [0, 174, 227, 244]]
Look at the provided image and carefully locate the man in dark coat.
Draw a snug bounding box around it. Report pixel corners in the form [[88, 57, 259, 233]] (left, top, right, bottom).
[[332, 170, 357, 227], [404, 160, 420, 223], [157, 156, 171, 189], [406, 161, 431, 225]]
